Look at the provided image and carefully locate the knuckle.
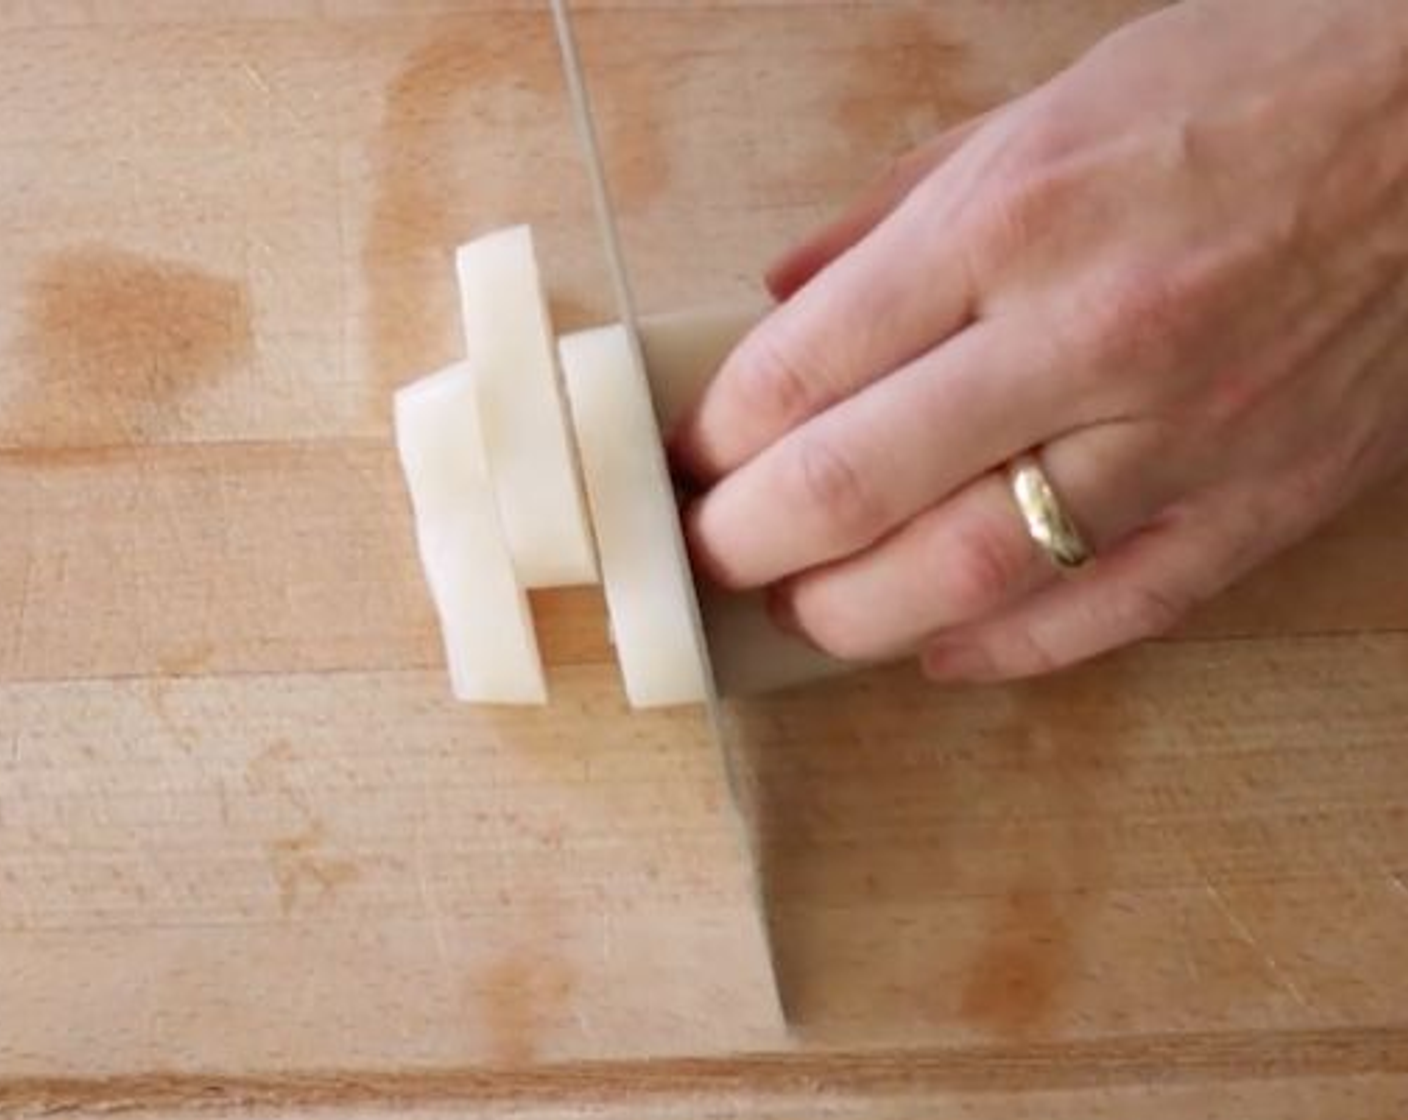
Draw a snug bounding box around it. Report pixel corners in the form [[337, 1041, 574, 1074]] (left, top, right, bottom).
[[1006, 626, 1065, 678], [733, 326, 819, 430], [1199, 363, 1272, 430], [971, 167, 1073, 257], [1284, 451, 1352, 516], [1114, 582, 1187, 640], [794, 434, 888, 549], [1082, 264, 1206, 378], [942, 515, 1029, 614], [1107, 268, 1191, 345], [968, 624, 1062, 681]]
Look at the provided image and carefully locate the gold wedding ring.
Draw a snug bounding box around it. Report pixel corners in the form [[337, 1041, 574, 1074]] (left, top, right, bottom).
[[1008, 453, 1092, 571]]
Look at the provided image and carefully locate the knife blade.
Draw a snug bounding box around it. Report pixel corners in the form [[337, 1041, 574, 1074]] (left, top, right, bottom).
[[548, 0, 780, 1007]]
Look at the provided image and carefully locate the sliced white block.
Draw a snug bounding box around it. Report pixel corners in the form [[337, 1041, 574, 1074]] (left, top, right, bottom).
[[638, 303, 763, 430], [636, 306, 859, 698], [395, 362, 546, 705], [457, 225, 596, 587], [560, 325, 709, 709]]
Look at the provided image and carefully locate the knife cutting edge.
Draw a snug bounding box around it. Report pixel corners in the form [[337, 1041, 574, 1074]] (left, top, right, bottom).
[[547, 0, 782, 1014]]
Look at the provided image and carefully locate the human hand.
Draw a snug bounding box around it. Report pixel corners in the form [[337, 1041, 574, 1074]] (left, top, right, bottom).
[[672, 0, 1408, 683]]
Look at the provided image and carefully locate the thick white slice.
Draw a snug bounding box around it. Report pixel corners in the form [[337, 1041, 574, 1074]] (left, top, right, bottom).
[[560, 325, 709, 709], [636, 307, 857, 697], [394, 362, 546, 705], [638, 303, 761, 429], [457, 225, 597, 587]]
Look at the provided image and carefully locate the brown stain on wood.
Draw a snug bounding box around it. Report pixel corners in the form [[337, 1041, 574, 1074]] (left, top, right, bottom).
[[362, 16, 670, 410], [6, 245, 252, 446], [361, 20, 557, 408], [958, 887, 1075, 1036], [957, 670, 1126, 1039], [247, 738, 359, 913], [267, 820, 361, 917], [759, 7, 980, 208], [477, 947, 577, 1067], [832, 9, 979, 157], [156, 641, 215, 679], [247, 737, 313, 816], [735, 658, 1126, 1038], [247, 738, 299, 794], [730, 668, 965, 1021], [587, 51, 670, 212], [145, 679, 194, 756]]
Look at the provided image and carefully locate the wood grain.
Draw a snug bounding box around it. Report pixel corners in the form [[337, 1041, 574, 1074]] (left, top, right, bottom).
[[4, 1041, 1408, 1116], [1, 1, 1405, 1116], [730, 637, 1408, 1044], [2, 446, 1404, 686], [0, 666, 779, 1074]]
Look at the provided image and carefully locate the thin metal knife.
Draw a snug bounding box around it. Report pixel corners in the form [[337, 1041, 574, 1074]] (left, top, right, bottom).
[[548, 0, 781, 1008]]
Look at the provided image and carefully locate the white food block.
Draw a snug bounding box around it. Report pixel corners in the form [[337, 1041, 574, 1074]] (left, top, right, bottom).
[[457, 225, 597, 587], [560, 325, 710, 709], [395, 363, 547, 705], [638, 303, 763, 430], [636, 307, 858, 697]]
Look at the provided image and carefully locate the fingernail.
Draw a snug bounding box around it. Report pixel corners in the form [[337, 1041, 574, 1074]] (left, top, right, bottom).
[[763, 261, 795, 302], [764, 241, 822, 302]]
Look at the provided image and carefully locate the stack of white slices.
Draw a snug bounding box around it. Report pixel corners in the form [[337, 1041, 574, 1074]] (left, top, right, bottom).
[[395, 225, 848, 709]]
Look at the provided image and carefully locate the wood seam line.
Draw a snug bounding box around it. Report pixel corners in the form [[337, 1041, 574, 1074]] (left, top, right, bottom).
[[4, 1027, 1406, 1115], [3, 627, 1408, 690]]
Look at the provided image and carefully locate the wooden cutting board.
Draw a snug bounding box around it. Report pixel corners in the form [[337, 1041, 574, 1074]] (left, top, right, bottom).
[[1, 2, 1406, 1116]]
